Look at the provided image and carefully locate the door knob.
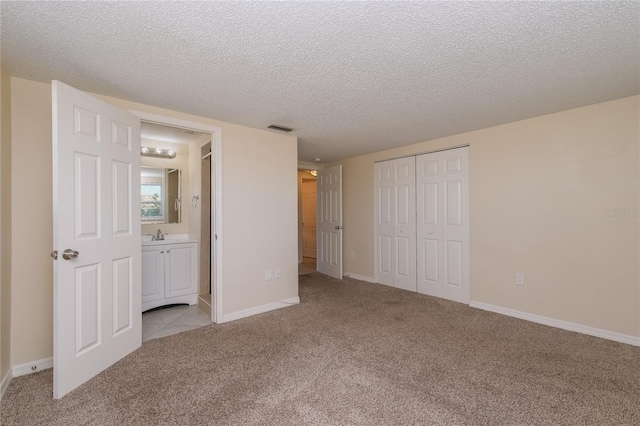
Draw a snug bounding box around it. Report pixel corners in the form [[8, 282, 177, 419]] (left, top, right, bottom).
[[62, 249, 80, 260], [334, 225, 343, 230]]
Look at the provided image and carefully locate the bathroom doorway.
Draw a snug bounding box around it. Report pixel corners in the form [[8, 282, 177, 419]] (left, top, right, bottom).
[[132, 110, 223, 323]]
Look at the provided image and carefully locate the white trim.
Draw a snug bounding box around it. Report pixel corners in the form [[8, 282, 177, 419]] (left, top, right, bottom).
[[373, 144, 470, 164], [298, 161, 324, 171], [222, 297, 300, 323], [12, 357, 54, 377], [128, 110, 224, 325], [470, 301, 640, 347], [342, 272, 376, 283], [213, 128, 223, 324], [0, 369, 12, 400]]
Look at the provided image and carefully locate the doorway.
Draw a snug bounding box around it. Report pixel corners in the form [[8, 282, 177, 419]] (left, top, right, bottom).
[[298, 170, 317, 275], [132, 110, 223, 323]]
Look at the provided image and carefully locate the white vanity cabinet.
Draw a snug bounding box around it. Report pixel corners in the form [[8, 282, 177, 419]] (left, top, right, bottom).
[[142, 241, 198, 312]]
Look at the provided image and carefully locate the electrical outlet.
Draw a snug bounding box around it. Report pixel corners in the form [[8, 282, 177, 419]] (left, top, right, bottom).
[[515, 273, 525, 286], [350, 250, 356, 258], [264, 269, 272, 281], [274, 268, 281, 279]]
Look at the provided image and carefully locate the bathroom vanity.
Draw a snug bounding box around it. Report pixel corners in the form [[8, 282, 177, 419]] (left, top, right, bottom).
[[142, 236, 198, 312]]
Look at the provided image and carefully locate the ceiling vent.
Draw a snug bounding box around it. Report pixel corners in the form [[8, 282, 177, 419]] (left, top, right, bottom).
[[268, 124, 294, 132]]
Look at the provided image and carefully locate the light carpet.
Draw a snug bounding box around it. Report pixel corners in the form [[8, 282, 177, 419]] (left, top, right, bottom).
[[2, 272, 639, 425]]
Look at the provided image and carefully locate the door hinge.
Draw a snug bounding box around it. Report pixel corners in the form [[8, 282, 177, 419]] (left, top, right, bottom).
[[50, 250, 58, 260]]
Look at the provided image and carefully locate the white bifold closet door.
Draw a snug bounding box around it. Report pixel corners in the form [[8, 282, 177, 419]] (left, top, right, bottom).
[[374, 157, 416, 291], [416, 147, 470, 303], [374, 147, 470, 304]]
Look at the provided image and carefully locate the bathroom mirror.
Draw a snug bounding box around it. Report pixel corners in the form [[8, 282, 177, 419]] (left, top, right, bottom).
[[141, 167, 182, 224]]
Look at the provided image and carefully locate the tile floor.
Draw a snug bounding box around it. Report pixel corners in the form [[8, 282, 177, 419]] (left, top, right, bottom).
[[142, 304, 211, 342], [144, 258, 317, 341]]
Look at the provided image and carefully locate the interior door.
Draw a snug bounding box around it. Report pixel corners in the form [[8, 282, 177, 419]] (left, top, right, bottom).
[[391, 157, 416, 291], [52, 81, 141, 399], [374, 157, 416, 291], [416, 147, 470, 303], [302, 178, 317, 258], [374, 161, 395, 286], [317, 165, 342, 279]]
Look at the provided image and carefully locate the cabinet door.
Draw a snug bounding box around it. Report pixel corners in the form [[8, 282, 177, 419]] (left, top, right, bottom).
[[165, 243, 197, 299], [142, 246, 164, 304]]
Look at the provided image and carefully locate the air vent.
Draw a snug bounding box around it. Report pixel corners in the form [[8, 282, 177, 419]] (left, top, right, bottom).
[[268, 124, 294, 132]]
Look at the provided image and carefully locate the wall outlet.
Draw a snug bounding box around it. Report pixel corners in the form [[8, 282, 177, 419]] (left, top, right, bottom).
[[350, 250, 356, 258], [274, 268, 281, 279], [515, 273, 525, 286], [264, 269, 272, 281]]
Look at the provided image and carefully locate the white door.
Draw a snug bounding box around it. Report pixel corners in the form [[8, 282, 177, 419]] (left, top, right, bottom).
[[53, 81, 141, 399], [416, 147, 470, 303], [391, 157, 416, 291], [374, 161, 394, 286], [317, 165, 342, 279], [374, 158, 416, 291], [302, 178, 317, 259]]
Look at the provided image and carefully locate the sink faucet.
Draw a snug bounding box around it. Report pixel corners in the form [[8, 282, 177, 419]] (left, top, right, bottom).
[[152, 229, 164, 241]]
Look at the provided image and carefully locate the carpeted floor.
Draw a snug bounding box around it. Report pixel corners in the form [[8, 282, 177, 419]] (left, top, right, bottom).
[[2, 272, 639, 425]]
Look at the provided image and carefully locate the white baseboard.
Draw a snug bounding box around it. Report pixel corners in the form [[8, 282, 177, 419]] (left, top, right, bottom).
[[1, 356, 53, 401], [0, 369, 12, 401], [12, 357, 53, 377], [470, 301, 640, 347], [222, 297, 300, 323], [342, 272, 376, 283]]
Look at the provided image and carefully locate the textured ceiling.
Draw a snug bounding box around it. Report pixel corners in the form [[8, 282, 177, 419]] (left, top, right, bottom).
[[1, 2, 638, 163]]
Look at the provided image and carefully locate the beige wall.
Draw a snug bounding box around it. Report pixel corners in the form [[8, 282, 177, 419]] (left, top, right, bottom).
[[332, 96, 639, 338], [10, 78, 52, 365], [9, 77, 298, 365], [140, 139, 189, 235], [1, 64, 12, 381]]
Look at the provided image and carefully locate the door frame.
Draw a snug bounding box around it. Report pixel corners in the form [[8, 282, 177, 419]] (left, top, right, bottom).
[[297, 163, 323, 264], [129, 110, 224, 323], [301, 177, 317, 259]]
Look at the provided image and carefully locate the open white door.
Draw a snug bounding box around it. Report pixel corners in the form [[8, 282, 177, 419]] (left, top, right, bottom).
[[52, 81, 141, 398], [317, 165, 342, 279]]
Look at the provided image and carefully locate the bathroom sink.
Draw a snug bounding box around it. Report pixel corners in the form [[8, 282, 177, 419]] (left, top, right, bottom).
[[141, 234, 195, 246]]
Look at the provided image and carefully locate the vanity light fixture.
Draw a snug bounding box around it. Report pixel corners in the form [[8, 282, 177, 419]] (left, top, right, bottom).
[[141, 146, 176, 159], [309, 170, 318, 177]]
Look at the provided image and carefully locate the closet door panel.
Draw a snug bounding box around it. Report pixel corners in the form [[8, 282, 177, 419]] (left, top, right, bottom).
[[392, 157, 416, 292], [417, 147, 469, 303], [374, 162, 395, 286]]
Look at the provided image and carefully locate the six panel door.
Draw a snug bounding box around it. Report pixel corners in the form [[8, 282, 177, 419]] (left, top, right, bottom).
[[375, 147, 469, 304], [416, 147, 470, 303], [52, 80, 141, 399], [374, 157, 416, 291]]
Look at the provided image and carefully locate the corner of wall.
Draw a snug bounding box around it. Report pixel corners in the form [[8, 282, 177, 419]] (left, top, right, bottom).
[[0, 63, 14, 386]]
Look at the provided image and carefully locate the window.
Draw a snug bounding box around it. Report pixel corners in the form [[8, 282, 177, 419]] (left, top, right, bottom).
[[141, 183, 163, 222]]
